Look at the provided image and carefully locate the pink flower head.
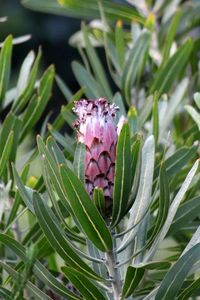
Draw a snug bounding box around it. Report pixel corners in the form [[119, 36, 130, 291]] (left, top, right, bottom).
[[73, 98, 119, 202]]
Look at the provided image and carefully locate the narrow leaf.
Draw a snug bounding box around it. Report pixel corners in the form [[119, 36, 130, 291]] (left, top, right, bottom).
[[117, 135, 155, 253], [83, 25, 112, 99], [60, 164, 113, 252], [161, 9, 182, 66], [122, 267, 144, 298], [152, 93, 159, 144], [185, 105, 200, 131], [12, 48, 42, 113], [12, 163, 34, 213], [93, 187, 105, 217], [62, 266, 107, 300], [150, 39, 193, 97], [37, 135, 72, 213], [0, 234, 82, 300], [122, 261, 171, 298], [22, 0, 144, 23], [72, 61, 102, 99], [73, 142, 86, 183], [112, 123, 131, 227], [0, 130, 13, 177], [0, 35, 12, 105], [0, 262, 52, 300], [21, 65, 54, 140], [169, 196, 200, 234], [16, 50, 35, 98], [115, 20, 125, 69], [145, 159, 199, 261], [155, 244, 200, 300], [121, 31, 150, 105], [55, 74, 72, 101], [33, 192, 101, 280], [177, 276, 200, 300], [146, 162, 170, 248]]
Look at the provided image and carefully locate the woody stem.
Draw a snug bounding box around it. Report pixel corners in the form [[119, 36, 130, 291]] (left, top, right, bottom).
[[105, 248, 121, 300]]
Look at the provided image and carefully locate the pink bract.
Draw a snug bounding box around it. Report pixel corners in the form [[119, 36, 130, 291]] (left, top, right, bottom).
[[73, 98, 119, 203]]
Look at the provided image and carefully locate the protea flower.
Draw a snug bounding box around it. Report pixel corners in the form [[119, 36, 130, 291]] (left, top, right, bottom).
[[73, 98, 119, 211]]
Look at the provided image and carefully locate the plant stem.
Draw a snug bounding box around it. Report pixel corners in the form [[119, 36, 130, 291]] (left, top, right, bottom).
[[105, 250, 121, 300]]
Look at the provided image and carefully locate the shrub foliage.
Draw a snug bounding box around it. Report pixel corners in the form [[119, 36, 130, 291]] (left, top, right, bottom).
[[1, 0, 200, 299]]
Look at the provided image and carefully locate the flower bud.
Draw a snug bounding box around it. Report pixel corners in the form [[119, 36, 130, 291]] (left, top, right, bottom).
[[73, 98, 118, 205]]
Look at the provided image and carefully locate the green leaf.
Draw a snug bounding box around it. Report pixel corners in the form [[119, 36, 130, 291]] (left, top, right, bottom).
[[21, 65, 55, 140], [117, 135, 155, 253], [33, 192, 101, 280], [0, 262, 52, 300], [194, 92, 200, 109], [121, 31, 150, 105], [0, 112, 21, 161], [112, 123, 131, 227], [155, 244, 200, 300], [61, 105, 76, 128], [159, 78, 188, 140], [122, 261, 171, 298], [146, 162, 170, 248], [0, 113, 14, 156], [154, 146, 197, 180], [62, 266, 107, 300], [115, 20, 125, 69], [177, 276, 200, 300], [82, 25, 112, 99], [72, 61, 102, 99], [185, 105, 200, 131], [37, 135, 72, 213], [166, 146, 198, 177], [47, 136, 68, 166], [55, 74, 72, 101], [122, 266, 144, 298], [48, 125, 75, 156], [93, 187, 105, 217], [6, 163, 30, 227], [41, 163, 84, 246], [0, 234, 81, 299], [0, 287, 12, 299], [112, 92, 126, 120], [169, 196, 200, 234], [22, 0, 144, 23], [0, 130, 13, 177], [138, 95, 153, 130], [152, 93, 159, 144], [12, 48, 42, 113], [60, 164, 113, 252], [0, 35, 12, 105], [73, 142, 86, 183], [12, 163, 34, 213], [16, 50, 35, 99], [128, 106, 138, 136], [87, 240, 107, 278], [124, 136, 141, 211], [150, 39, 193, 98], [161, 9, 182, 66], [53, 86, 84, 130], [145, 159, 199, 261]]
